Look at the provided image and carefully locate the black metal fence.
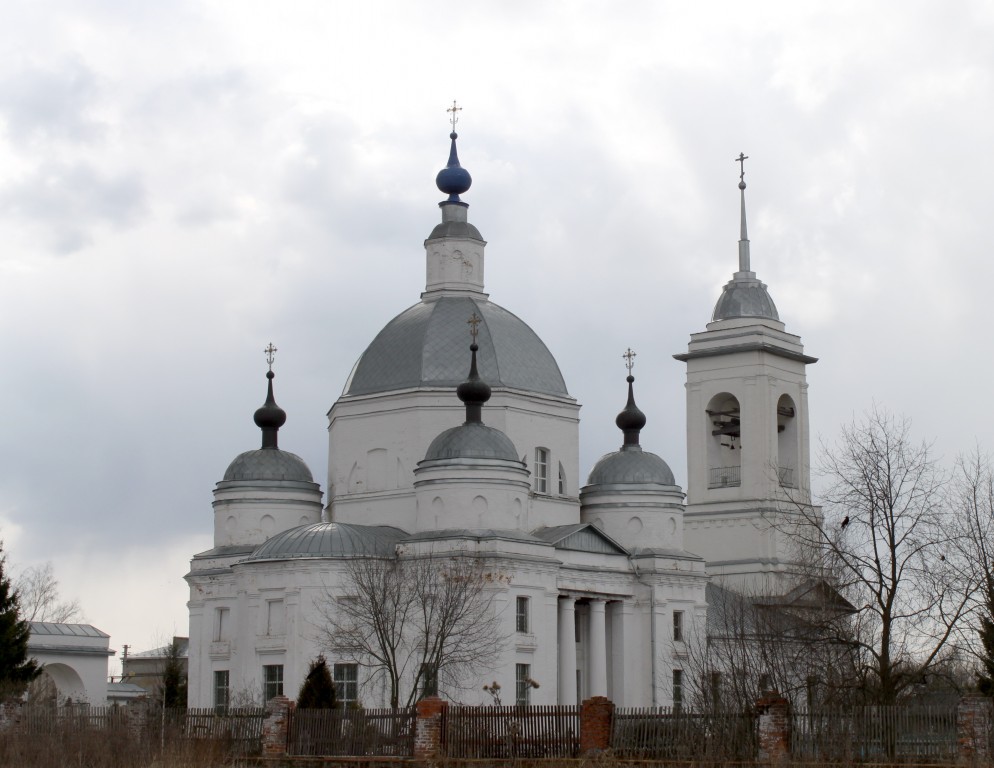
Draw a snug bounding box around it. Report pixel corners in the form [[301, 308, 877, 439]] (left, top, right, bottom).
[[791, 705, 958, 762], [611, 706, 757, 761], [442, 704, 580, 758], [288, 707, 415, 757]]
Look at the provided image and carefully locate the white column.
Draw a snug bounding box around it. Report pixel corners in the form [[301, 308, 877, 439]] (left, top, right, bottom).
[[588, 599, 607, 698], [558, 597, 577, 705], [608, 600, 630, 704]]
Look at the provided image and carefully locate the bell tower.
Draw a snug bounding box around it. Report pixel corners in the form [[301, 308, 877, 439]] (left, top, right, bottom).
[[674, 155, 817, 594]]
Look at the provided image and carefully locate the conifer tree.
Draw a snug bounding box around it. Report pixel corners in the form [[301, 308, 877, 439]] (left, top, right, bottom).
[[0, 544, 40, 699], [297, 654, 337, 709]]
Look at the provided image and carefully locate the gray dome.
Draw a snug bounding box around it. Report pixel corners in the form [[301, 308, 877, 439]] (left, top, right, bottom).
[[587, 446, 676, 486], [247, 522, 405, 561], [223, 448, 314, 483], [345, 296, 568, 396], [424, 423, 520, 462], [712, 276, 779, 322]]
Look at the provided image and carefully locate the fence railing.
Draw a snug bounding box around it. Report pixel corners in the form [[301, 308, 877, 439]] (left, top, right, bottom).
[[288, 707, 415, 757], [611, 706, 757, 761], [708, 465, 741, 488], [791, 705, 958, 762], [443, 705, 580, 758]]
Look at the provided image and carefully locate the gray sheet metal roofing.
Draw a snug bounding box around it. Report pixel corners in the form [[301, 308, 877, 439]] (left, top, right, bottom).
[[587, 446, 676, 486], [424, 422, 520, 462], [344, 295, 569, 396], [711, 277, 780, 322], [223, 447, 314, 483], [246, 522, 406, 560], [29, 622, 108, 638]]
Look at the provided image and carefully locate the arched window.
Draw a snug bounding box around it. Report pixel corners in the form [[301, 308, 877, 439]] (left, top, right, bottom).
[[558, 462, 567, 495], [706, 393, 741, 488], [776, 394, 798, 488]]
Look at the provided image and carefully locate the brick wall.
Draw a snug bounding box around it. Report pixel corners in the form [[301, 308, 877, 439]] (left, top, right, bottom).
[[756, 692, 790, 764], [958, 693, 993, 766], [260, 695, 294, 756], [579, 695, 614, 754], [414, 695, 447, 759]]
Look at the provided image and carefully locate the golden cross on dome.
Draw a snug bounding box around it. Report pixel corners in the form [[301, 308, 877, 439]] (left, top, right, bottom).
[[736, 152, 749, 183], [623, 347, 636, 374], [447, 100, 462, 131], [467, 313, 481, 342], [264, 343, 277, 371]]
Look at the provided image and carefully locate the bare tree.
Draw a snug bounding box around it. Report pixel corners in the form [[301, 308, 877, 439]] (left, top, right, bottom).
[[14, 562, 83, 624], [950, 450, 994, 693], [788, 408, 972, 704], [320, 552, 507, 708]]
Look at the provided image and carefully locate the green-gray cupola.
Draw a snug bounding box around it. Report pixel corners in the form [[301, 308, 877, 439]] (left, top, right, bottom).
[[580, 351, 687, 551], [213, 347, 323, 547]]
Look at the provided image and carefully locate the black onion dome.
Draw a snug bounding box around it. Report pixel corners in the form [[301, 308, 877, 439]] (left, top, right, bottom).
[[254, 371, 287, 449], [616, 375, 646, 446], [435, 132, 472, 201]]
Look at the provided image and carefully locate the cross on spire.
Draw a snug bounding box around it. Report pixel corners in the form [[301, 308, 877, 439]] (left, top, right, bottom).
[[264, 343, 277, 371], [447, 100, 462, 132], [623, 347, 637, 374], [467, 312, 481, 343], [736, 152, 749, 184]]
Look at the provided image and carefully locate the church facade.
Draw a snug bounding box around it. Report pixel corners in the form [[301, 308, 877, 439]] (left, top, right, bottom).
[[185, 132, 816, 710]]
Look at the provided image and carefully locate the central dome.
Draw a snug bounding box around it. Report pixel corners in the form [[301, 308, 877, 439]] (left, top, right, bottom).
[[344, 295, 568, 396]]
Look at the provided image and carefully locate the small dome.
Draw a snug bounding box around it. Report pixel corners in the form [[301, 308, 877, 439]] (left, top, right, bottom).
[[712, 277, 779, 322], [344, 296, 568, 397], [587, 446, 676, 486], [247, 522, 405, 560], [436, 131, 472, 202], [223, 448, 314, 483], [424, 423, 519, 462]]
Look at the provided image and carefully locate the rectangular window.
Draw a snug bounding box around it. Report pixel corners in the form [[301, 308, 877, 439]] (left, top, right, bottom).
[[535, 448, 549, 493], [673, 610, 684, 642], [213, 670, 230, 710], [334, 663, 358, 704], [672, 669, 683, 710], [213, 607, 229, 642], [516, 596, 530, 633], [759, 673, 771, 694], [420, 663, 438, 698], [558, 463, 566, 495], [710, 671, 722, 709], [263, 664, 284, 701], [266, 599, 285, 635], [516, 663, 532, 706]]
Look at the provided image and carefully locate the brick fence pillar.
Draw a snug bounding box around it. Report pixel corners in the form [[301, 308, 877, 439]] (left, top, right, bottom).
[[414, 696, 448, 759], [958, 694, 993, 766], [756, 692, 791, 765], [261, 695, 295, 756], [579, 696, 614, 755]]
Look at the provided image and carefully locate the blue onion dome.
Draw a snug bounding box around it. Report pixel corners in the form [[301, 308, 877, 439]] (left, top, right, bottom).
[[246, 522, 406, 560], [435, 132, 472, 203]]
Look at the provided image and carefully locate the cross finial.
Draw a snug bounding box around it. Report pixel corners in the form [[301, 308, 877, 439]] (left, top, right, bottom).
[[467, 313, 481, 343], [264, 343, 277, 371], [447, 100, 462, 132], [736, 152, 749, 185], [623, 347, 637, 374]]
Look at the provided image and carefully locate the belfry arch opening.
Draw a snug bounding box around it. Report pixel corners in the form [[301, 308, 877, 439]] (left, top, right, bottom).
[[706, 393, 741, 488], [776, 394, 798, 488]]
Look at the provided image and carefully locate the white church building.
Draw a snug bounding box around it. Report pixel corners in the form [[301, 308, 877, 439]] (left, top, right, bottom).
[[185, 130, 816, 710]]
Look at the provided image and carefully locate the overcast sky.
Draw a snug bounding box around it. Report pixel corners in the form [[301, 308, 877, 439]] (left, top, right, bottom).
[[2, 1, 993, 674]]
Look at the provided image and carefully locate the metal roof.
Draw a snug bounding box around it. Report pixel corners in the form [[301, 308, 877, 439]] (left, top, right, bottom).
[[29, 622, 108, 638], [531, 524, 628, 555], [223, 447, 314, 483], [423, 423, 520, 462], [344, 295, 568, 397], [246, 522, 406, 561], [711, 275, 780, 322], [586, 445, 677, 486]]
